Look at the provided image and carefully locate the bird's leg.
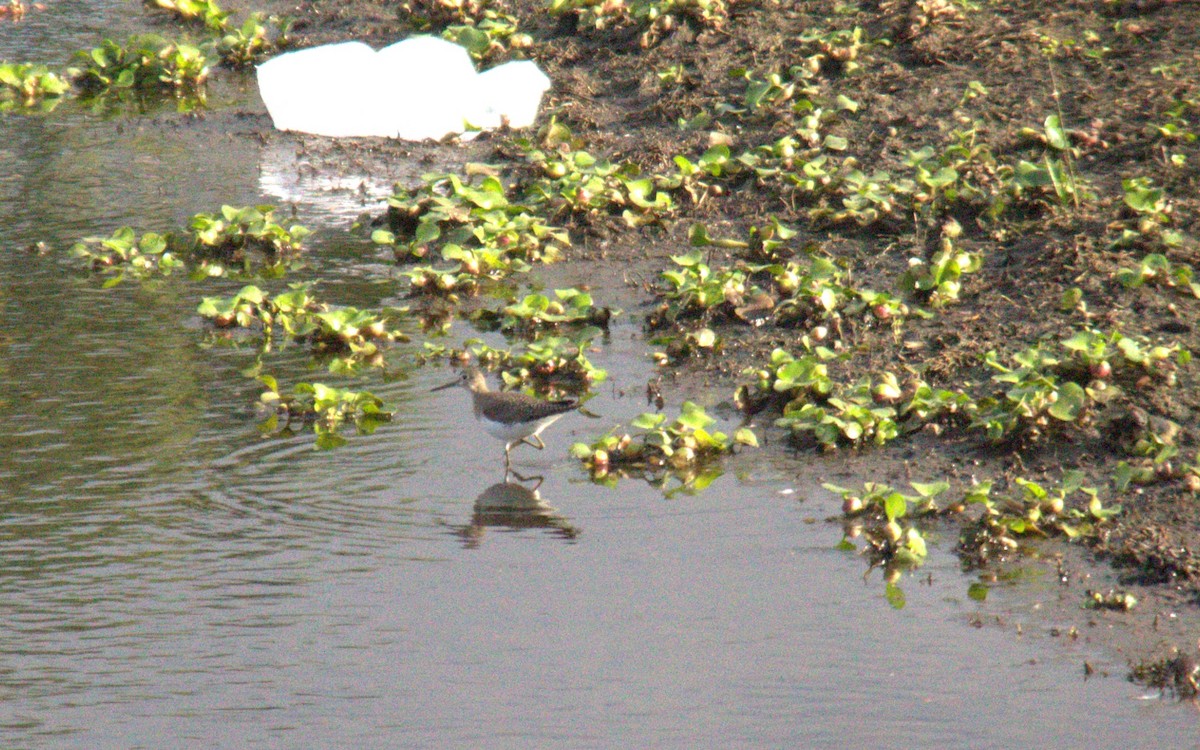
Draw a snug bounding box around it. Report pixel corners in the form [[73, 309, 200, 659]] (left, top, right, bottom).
[[504, 443, 513, 473], [522, 434, 546, 450]]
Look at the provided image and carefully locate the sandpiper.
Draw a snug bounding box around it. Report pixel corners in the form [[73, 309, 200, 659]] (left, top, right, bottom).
[[432, 367, 579, 470]]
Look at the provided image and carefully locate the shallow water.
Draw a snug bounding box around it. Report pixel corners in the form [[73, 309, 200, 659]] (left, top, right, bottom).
[[1, 4, 1198, 748]]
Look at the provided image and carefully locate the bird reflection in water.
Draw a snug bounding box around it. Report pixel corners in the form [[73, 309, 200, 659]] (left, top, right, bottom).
[[449, 473, 579, 548]]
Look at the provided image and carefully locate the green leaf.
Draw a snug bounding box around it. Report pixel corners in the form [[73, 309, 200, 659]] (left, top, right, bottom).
[[967, 582, 989, 601], [1044, 114, 1069, 151], [677, 401, 715, 431], [688, 223, 713, 247], [910, 481, 949, 499], [823, 134, 848, 151], [883, 492, 907, 522], [734, 427, 758, 447], [1047, 381, 1086, 421], [631, 412, 666, 430]]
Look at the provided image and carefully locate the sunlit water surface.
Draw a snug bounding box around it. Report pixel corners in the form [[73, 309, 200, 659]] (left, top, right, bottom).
[[1, 4, 1198, 748]]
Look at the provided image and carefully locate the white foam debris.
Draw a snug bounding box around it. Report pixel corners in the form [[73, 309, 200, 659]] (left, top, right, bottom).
[[256, 36, 551, 141]]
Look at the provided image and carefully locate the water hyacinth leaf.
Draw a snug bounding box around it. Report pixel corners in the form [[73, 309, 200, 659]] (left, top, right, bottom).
[[1122, 179, 1164, 213], [885, 582, 906, 610], [1088, 495, 1121, 520], [910, 481, 949, 499], [1016, 477, 1047, 500], [632, 412, 666, 430], [677, 401, 715, 430], [1047, 381, 1085, 421], [734, 427, 758, 447], [823, 135, 848, 151], [689, 470, 721, 493], [689, 223, 714, 246], [693, 328, 717, 348], [672, 249, 705, 267], [967, 582, 989, 601], [1014, 159, 1052, 188], [415, 220, 441, 246], [883, 492, 907, 522], [925, 166, 958, 188], [1044, 114, 1069, 151]]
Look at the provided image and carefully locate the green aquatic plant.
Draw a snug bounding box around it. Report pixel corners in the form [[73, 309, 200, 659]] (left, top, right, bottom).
[[187, 204, 310, 268], [735, 346, 838, 415], [1115, 253, 1199, 298], [70, 35, 212, 94], [1155, 97, 1196, 168], [957, 471, 1118, 566], [376, 172, 568, 264], [970, 347, 1092, 443], [69, 227, 184, 285], [198, 283, 404, 369], [1002, 114, 1094, 212], [521, 145, 676, 226], [548, 0, 730, 47], [905, 125, 1000, 221], [478, 287, 616, 336], [825, 480, 938, 569], [898, 233, 981, 308], [465, 335, 607, 390], [1058, 327, 1188, 385], [441, 9, 528, 63], [218, 13, 294, 68], [0, 62, 69, 104], [798, 26, 872, 76], [144, 0, 230, 31], [68, 207, 310, 281], [776, 379, 899, 450], [652, 249, 749, 325], [257, 375, 392, 449], [570, 401, 755, 487]]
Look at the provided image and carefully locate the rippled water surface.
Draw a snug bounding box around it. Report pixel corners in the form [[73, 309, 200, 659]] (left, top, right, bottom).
[[1, 4, 1198, 748]]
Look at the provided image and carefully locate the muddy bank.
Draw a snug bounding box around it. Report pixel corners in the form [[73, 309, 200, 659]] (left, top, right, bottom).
[[243, 0, 1200, 682]]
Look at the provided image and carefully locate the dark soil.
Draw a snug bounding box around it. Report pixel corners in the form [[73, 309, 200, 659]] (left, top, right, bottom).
[[257, 0, 1200, 679]]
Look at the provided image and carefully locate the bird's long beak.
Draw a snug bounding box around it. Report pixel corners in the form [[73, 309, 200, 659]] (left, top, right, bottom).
[[431, 378, 459, 392]]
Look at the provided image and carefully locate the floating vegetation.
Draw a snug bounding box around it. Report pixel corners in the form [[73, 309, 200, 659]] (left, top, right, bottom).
[[70, 228, 185, 285], [198, 283, 406, 371], [188, 205, 310, 267], [571, 401, 756, 492], [376, 172, 568, 265], [424, 335, 607, 392], [145, 0, 293, 67], [70, 35, 212, 95], [826, 480, 944, 570], [257, 375, 393, 449], [0, 62, 68, 106], [474, 287, 616, 336], [68, 205, 311, 282]]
